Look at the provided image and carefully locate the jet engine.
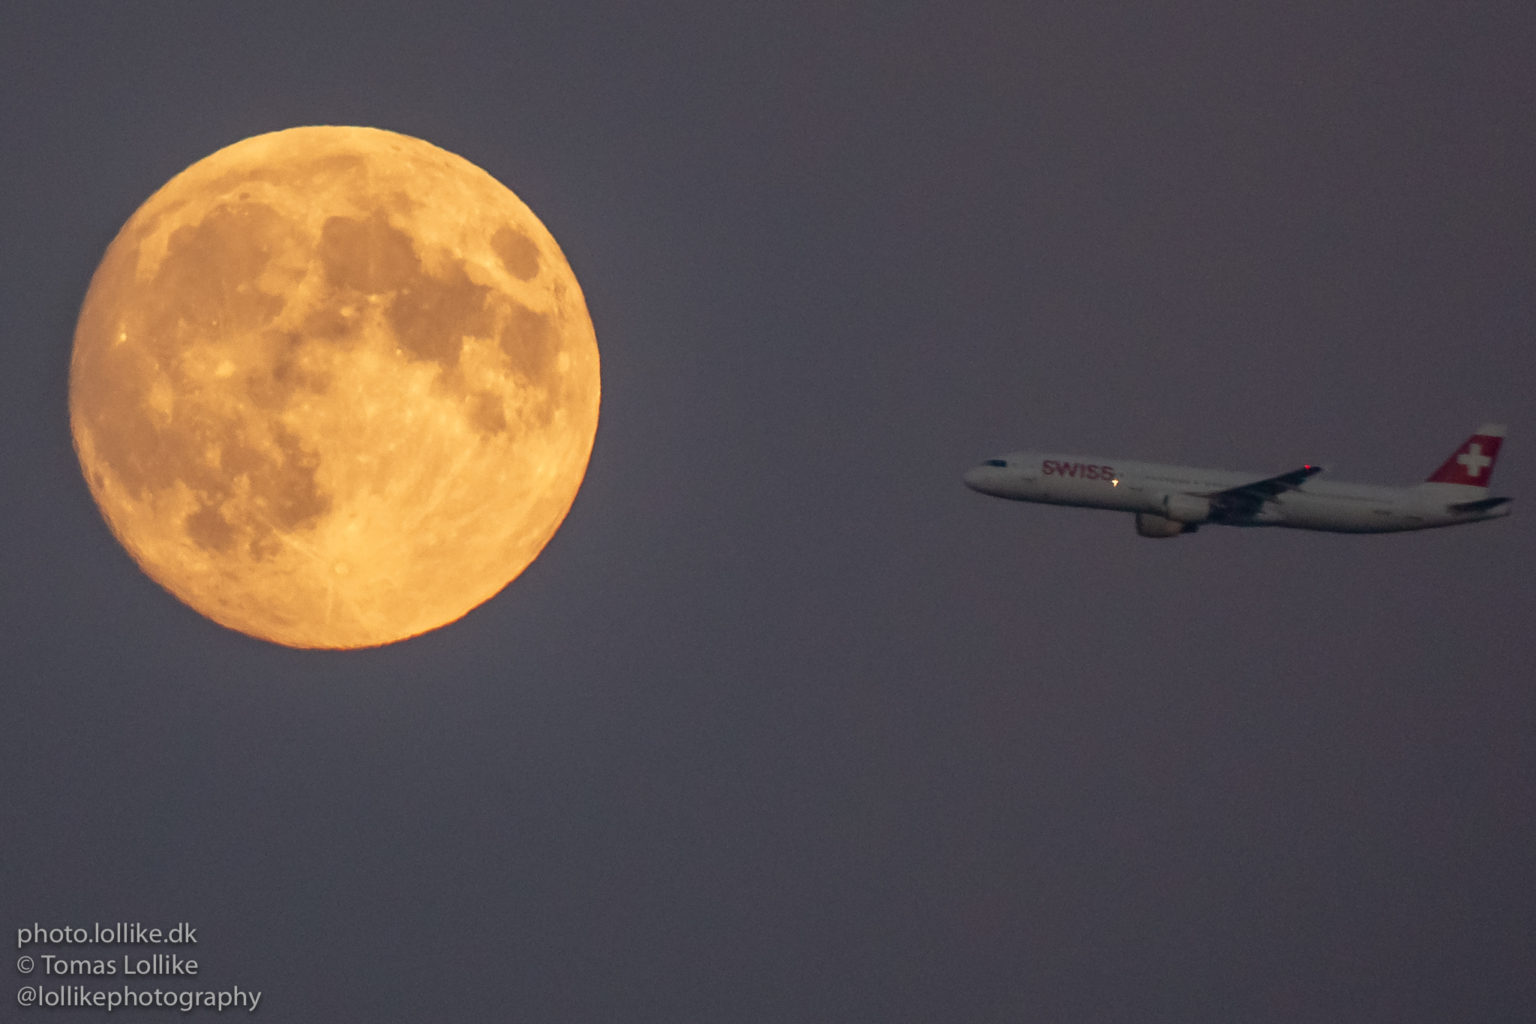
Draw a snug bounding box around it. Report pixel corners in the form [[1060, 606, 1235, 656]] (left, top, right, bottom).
[[1135, 512, 1197, 538]]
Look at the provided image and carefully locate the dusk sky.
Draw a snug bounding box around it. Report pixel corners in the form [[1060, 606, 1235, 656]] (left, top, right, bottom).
[[4, 4, 1533, 1021]]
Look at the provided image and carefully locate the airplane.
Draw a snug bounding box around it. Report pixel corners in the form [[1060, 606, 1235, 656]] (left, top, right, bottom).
[[963, 424, 1512, 537]]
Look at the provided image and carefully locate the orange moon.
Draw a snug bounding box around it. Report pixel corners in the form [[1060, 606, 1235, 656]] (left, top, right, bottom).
[[69, 127, 600, 649]]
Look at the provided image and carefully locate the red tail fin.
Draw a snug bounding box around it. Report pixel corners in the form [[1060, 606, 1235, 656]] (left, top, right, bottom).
[[1426, 424, 1506, 487]]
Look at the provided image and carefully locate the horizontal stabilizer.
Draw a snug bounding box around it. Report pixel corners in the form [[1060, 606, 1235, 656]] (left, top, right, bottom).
[[1449, 496, 1512, 514]]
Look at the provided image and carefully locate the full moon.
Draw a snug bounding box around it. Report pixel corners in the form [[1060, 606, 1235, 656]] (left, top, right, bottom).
[[70, 126, 600, 648]]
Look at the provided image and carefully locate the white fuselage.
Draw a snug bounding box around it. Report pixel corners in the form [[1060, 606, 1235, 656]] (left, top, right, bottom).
[[963, 452, 1511, 533]]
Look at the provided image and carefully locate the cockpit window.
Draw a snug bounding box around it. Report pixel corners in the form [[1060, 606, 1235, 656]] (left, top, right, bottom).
[[984, 458, 1008, 467]]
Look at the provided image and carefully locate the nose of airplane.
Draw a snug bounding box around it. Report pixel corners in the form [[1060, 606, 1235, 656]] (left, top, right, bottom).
[[964, 459, 1010, 494]]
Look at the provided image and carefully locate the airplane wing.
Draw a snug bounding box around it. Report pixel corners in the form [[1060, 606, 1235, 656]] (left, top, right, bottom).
[[1205, 464, 1323, 519]]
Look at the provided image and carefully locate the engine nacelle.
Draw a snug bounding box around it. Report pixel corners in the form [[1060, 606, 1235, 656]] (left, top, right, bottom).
[[1159, 492, 1212, 524], [1135, 512, 1197, 538]]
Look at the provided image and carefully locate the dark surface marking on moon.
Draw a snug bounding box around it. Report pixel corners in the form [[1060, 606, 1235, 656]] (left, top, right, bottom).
[[382, 189, 419, 216], [185, 501, 238, 553], [466, 390, 509, 435], [318, 213, 501, 373], [499, 304, 560, 426], [389, 256, 493, 370], [500, 304, 558, 382], [77, 373, 172, 499], [297, 301, 363, 355], [432, 367, 509, 438], [318, 212, 419, 295], [257, 330, 334, 404], [76, 350, 238, 505], [181, 419, 331, 557], [247, 423, 331, 532], [145, 202, 291, 349], [491, 225, 540, 280], [75, 200, 333, 539]]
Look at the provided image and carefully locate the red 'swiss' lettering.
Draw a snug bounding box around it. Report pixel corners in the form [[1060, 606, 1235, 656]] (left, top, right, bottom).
[[1042, 460, 1114, 480]]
